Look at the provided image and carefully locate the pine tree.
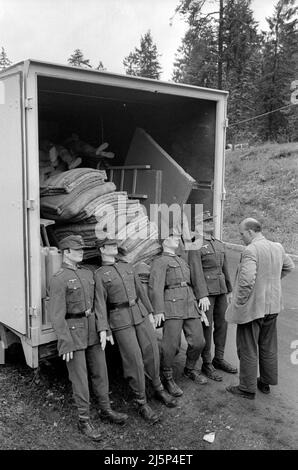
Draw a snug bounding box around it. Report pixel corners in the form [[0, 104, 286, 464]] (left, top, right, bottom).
[[257, 0, 298, 141], [173, 1, 261, 143], [123, 30, 162, 79], [0, 47, 12, 71], [68, 49, 92, 68]]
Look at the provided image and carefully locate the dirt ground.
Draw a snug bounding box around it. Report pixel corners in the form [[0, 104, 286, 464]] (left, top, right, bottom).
[[0, 336, 297, 452]]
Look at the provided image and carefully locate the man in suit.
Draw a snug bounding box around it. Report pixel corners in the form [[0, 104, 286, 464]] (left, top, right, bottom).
[[189, 211, 237, 381], [225, 218, 295, 399]]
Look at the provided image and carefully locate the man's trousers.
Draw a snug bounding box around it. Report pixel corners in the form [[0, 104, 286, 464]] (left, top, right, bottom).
[[236, 313, 278, 393], [66, 343, 110, 421]]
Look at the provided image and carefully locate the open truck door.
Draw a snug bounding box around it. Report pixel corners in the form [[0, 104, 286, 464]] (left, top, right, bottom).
[[0, 72, 28, 342]]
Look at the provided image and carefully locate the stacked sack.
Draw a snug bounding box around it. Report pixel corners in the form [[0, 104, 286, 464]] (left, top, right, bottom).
[[40, 168, 161, 265]]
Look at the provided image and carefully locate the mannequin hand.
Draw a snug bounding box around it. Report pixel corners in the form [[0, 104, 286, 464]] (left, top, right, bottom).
[[154, 313, 165, 328], [227, 293, 233, 304], [148, 313, 156, 328], [62, 352, 73, 362], [107, 333, 114, 346], [198, 297, 210, 312], [100, 330, 107, 350]]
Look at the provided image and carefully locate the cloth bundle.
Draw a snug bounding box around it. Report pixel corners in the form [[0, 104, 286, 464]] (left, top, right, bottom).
[[41, 180, 116, 220], [40, 168, 107, 196]]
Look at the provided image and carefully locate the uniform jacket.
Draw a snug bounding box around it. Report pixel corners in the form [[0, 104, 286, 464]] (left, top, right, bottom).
[[49, 263, 99, 356], [148, 253, 200, 320], [94, 261, 154, 332], [188, 236, 232, 299], [225, 234, 295, 324]]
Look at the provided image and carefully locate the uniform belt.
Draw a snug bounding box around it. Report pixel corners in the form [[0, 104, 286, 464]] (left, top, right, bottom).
[[165, 281, 190, 289], [65, 310, 92, 319], [109, 297, 139, 310]]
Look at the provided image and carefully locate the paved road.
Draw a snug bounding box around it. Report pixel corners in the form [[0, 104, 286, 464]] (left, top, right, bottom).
[[224, 249, 298, 409]]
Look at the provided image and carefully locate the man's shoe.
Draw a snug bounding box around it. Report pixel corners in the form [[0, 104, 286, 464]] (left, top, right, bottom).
[[201, 363, 223, 382], [257, 378, 270, 394], [100, 408, 128, 425], [78, 419, 102, 441], [212, 358, 238, 374], [155, 389, 178, 408], [163, 378, 184, 397], [226, 385, 255, 400], [184, 367, 208, 385], [138, 403, 160, 424]]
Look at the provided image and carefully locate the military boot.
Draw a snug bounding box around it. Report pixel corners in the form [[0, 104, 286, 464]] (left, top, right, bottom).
[[100, 408, 128, 425], [133, 395, 160, 424], [162, 369, 183, 397], [154, 385, 178, 408], [78, 419, 102, 441]]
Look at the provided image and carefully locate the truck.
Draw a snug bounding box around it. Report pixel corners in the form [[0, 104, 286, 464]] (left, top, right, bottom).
[[0, 59, 228, 368]]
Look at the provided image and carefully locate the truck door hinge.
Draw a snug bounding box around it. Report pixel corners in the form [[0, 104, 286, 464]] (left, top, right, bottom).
[[29, 306, 38, 318], [223, 118, 228, 128], [25, 97, 33, 110], [26, 199, 36, 210]]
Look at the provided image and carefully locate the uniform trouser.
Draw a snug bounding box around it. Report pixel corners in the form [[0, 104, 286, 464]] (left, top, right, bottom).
[[236, 314, 278, 394], [113, 316, 162, 399], [66, 343, 110, 421], [201, 294, 228, 364], [161, 318, 205, 372]]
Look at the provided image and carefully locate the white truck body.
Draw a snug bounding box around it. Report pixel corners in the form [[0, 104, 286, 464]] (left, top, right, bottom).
[[0, 60, 228, 367]]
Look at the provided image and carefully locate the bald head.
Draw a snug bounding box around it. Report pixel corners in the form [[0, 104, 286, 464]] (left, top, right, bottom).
[[240, 218, 262, 232], [239, 218, 262, 245]]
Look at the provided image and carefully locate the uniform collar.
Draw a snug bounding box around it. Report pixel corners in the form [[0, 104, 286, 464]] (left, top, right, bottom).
[[203, 234, 215, 241], [62, 262, 81, 271], [163, 251, 177, 257], [102, 261, 115, 266]]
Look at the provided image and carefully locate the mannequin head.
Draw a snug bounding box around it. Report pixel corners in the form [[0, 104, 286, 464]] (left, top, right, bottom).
[[58, 235, 85, 266], [162, 235, 180, 254]]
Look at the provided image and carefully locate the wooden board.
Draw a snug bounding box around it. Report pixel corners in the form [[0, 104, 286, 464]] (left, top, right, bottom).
[[125, 128, 195, 206]]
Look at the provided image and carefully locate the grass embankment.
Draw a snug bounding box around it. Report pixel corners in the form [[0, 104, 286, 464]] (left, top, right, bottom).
[[223, 142, 298, 254]]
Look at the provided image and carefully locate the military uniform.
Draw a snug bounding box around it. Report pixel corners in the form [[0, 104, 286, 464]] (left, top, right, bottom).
[[188, 234, 234, 373], [149, 253, 206, 394], [94, 260, 174, 408], [49, 263, 112, 422]]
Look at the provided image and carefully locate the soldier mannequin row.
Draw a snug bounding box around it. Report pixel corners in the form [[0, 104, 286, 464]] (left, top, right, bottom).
[[49, 211, 237, 441]]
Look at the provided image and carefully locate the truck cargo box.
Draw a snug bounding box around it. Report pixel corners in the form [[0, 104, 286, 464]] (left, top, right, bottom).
[[0, 60, 228, 367]]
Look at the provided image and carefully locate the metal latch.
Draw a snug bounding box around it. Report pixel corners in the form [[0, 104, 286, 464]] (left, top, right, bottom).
[[25, 97, 33, 110], [26, 199, 36, 210], [29, 306, 37, 318], [224, 118, 229, 128]]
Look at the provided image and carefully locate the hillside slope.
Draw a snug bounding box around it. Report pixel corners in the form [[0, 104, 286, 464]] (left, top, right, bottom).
[[223, 142, 298, 254]]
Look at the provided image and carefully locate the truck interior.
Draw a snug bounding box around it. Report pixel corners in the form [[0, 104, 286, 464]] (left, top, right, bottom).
[[37, 75, 216, 210]]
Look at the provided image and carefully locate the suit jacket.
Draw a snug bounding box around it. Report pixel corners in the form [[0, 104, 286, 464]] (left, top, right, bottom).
[[188, 236, 233, 299], [225, 234, 295, 324], [49, 263, 99, 356], [148, 253, 200, 320], [94, 261, 153, 332]]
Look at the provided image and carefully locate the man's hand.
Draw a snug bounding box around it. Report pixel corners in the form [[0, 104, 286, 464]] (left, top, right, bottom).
[[154, 313, 165, 328], [198, 297, 210, 312], [227, 292, 233, 304], [100, 330, 107, 351], [62, 352, 73, 362]]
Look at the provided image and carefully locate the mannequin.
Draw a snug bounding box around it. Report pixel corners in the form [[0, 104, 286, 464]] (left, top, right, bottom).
[[94, 238, 178, 424], [149, 231, 207, 397]]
